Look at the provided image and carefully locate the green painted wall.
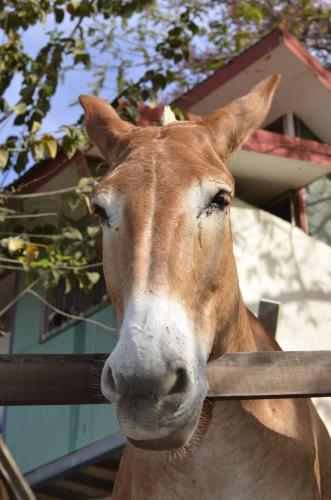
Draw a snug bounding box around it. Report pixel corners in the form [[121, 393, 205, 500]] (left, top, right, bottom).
[[4, 281, 120, 474]]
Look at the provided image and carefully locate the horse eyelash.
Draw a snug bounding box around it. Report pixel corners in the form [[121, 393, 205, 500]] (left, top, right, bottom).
[[205, 189, 232, 214], [92, 203, 108, 224]]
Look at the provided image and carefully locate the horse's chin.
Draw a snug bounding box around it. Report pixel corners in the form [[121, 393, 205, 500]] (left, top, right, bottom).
[[125, 400, 214, 453], [127, 416, 198, 451]]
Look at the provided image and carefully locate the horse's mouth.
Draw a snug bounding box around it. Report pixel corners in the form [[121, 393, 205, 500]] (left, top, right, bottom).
[[117, 394, 213, 452], [127, 411, 200, 451], [128, 432, 190, 451]]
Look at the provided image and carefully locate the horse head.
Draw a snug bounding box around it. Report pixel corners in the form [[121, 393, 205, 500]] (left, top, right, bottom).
[[79, 74, 280, 451]]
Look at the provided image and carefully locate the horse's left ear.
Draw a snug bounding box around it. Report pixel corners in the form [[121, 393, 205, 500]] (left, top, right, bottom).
[[202, 74, 281, 160], [79, 95, 136, 163]]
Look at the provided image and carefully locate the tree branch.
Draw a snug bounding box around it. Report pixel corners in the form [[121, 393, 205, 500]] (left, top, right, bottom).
[[0, 278, 41, 319], [28, 289, 116, 333]]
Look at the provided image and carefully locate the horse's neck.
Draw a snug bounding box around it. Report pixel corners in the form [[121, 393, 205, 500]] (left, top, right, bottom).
[[211, 294, 277, 359]]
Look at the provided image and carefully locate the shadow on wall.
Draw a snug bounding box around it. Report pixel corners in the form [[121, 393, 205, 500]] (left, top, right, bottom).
[[231, 198, 331, 433], [232, 198, 331, 345]]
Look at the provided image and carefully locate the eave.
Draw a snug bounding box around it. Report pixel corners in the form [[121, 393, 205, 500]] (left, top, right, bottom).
[[173, 28, 331, 146], [231, 129, 331, 205]]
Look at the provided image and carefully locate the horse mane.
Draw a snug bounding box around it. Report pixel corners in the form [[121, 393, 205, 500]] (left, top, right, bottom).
[[246, 307, 281, 352]]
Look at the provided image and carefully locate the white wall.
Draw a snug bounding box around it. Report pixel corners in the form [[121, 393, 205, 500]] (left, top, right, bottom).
[[232, 198, 331, 432]]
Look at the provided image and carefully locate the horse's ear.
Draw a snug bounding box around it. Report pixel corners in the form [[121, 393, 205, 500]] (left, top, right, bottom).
[[202, 75, 281, 160], [79, 95, 135, 162]]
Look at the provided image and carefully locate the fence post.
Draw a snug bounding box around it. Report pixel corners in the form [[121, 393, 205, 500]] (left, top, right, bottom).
[[258, 299, 280, 337]]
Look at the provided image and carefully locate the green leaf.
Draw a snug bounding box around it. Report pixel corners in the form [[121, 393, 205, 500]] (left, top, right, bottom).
[[0, 148, 9, 169], [86, 272, 100, 285], [77, 176, 96, 193], [15, 151, 28, 173], [63, 227, 83, 240], [32, 141, 45, 161], [74, 53, 91, 68], [13, 102, 27, 116], [152, 73, 167, 91], [51, 269, 61, 285], [41, 134, 58, 158], [71, 0, 82, 9], [54, 8, 65, 23], [87, 226, 100, 238], [31, 121, 41, 133], [62, 135, 76, 158], [66, 193, 81, 211], [188, 21, 199, 35], [65, 276, 73, 294]]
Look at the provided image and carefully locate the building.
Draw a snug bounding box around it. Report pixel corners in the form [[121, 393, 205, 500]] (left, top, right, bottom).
[[1, 28, 330, 498]]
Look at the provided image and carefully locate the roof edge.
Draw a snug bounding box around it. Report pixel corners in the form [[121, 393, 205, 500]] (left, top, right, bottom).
[[282, 29, 331, 92], [173, 28, 331, 111], [173, 28, 285, 110]]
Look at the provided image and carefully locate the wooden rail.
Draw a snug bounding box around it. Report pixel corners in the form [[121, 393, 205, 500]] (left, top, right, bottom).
[[0, 351, 330, 405]]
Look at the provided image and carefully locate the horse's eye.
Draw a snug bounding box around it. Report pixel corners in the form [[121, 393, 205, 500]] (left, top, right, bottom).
[[210, 190, 231, 211], [92, 203, 108, 223]]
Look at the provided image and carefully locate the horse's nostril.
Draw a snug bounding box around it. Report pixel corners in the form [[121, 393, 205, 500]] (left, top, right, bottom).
[[168, 367, 189, 396], [105, 362, 190, 402]]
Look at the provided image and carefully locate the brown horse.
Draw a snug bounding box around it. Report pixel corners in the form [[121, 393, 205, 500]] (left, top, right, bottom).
[[79, 76, 331, 500]]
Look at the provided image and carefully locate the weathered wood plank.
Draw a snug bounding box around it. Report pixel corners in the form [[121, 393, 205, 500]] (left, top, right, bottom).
[[206, 351, 331, 399], [0, 352, 330, 406], [0, 354, 107, 405]]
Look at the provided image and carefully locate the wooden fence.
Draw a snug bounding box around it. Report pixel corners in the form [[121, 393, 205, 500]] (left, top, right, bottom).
[[1, 299, 330, 405], [0, 351, 330, 406]]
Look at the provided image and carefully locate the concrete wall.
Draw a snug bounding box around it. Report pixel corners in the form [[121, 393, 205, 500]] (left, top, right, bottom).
[[232, 198, 331, 432]]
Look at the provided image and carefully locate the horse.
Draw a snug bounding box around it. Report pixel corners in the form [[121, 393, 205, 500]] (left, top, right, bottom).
[[79, 75, 331, 500]]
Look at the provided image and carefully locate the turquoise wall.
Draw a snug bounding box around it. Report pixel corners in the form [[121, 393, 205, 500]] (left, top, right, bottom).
[[4, 283, 120, 474]]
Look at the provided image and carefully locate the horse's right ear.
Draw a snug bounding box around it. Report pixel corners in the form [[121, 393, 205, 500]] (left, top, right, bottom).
[[202, 75, 281, 160], [79, 95, 135, 163]]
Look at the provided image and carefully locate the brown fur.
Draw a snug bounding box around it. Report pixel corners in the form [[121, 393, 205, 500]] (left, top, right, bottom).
[[80, 76, 331, 499]]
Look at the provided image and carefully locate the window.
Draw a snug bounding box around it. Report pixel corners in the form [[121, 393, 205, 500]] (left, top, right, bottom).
[[263, 114, 323, 228], [41, 275, 109, 342], [263, 191, 295, 225], [264, 115, 285, 134], [264, 114, 322, 143]]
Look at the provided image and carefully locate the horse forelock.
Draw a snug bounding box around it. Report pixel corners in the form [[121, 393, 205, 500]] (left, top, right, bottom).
[[161, 106, 177, 125]]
